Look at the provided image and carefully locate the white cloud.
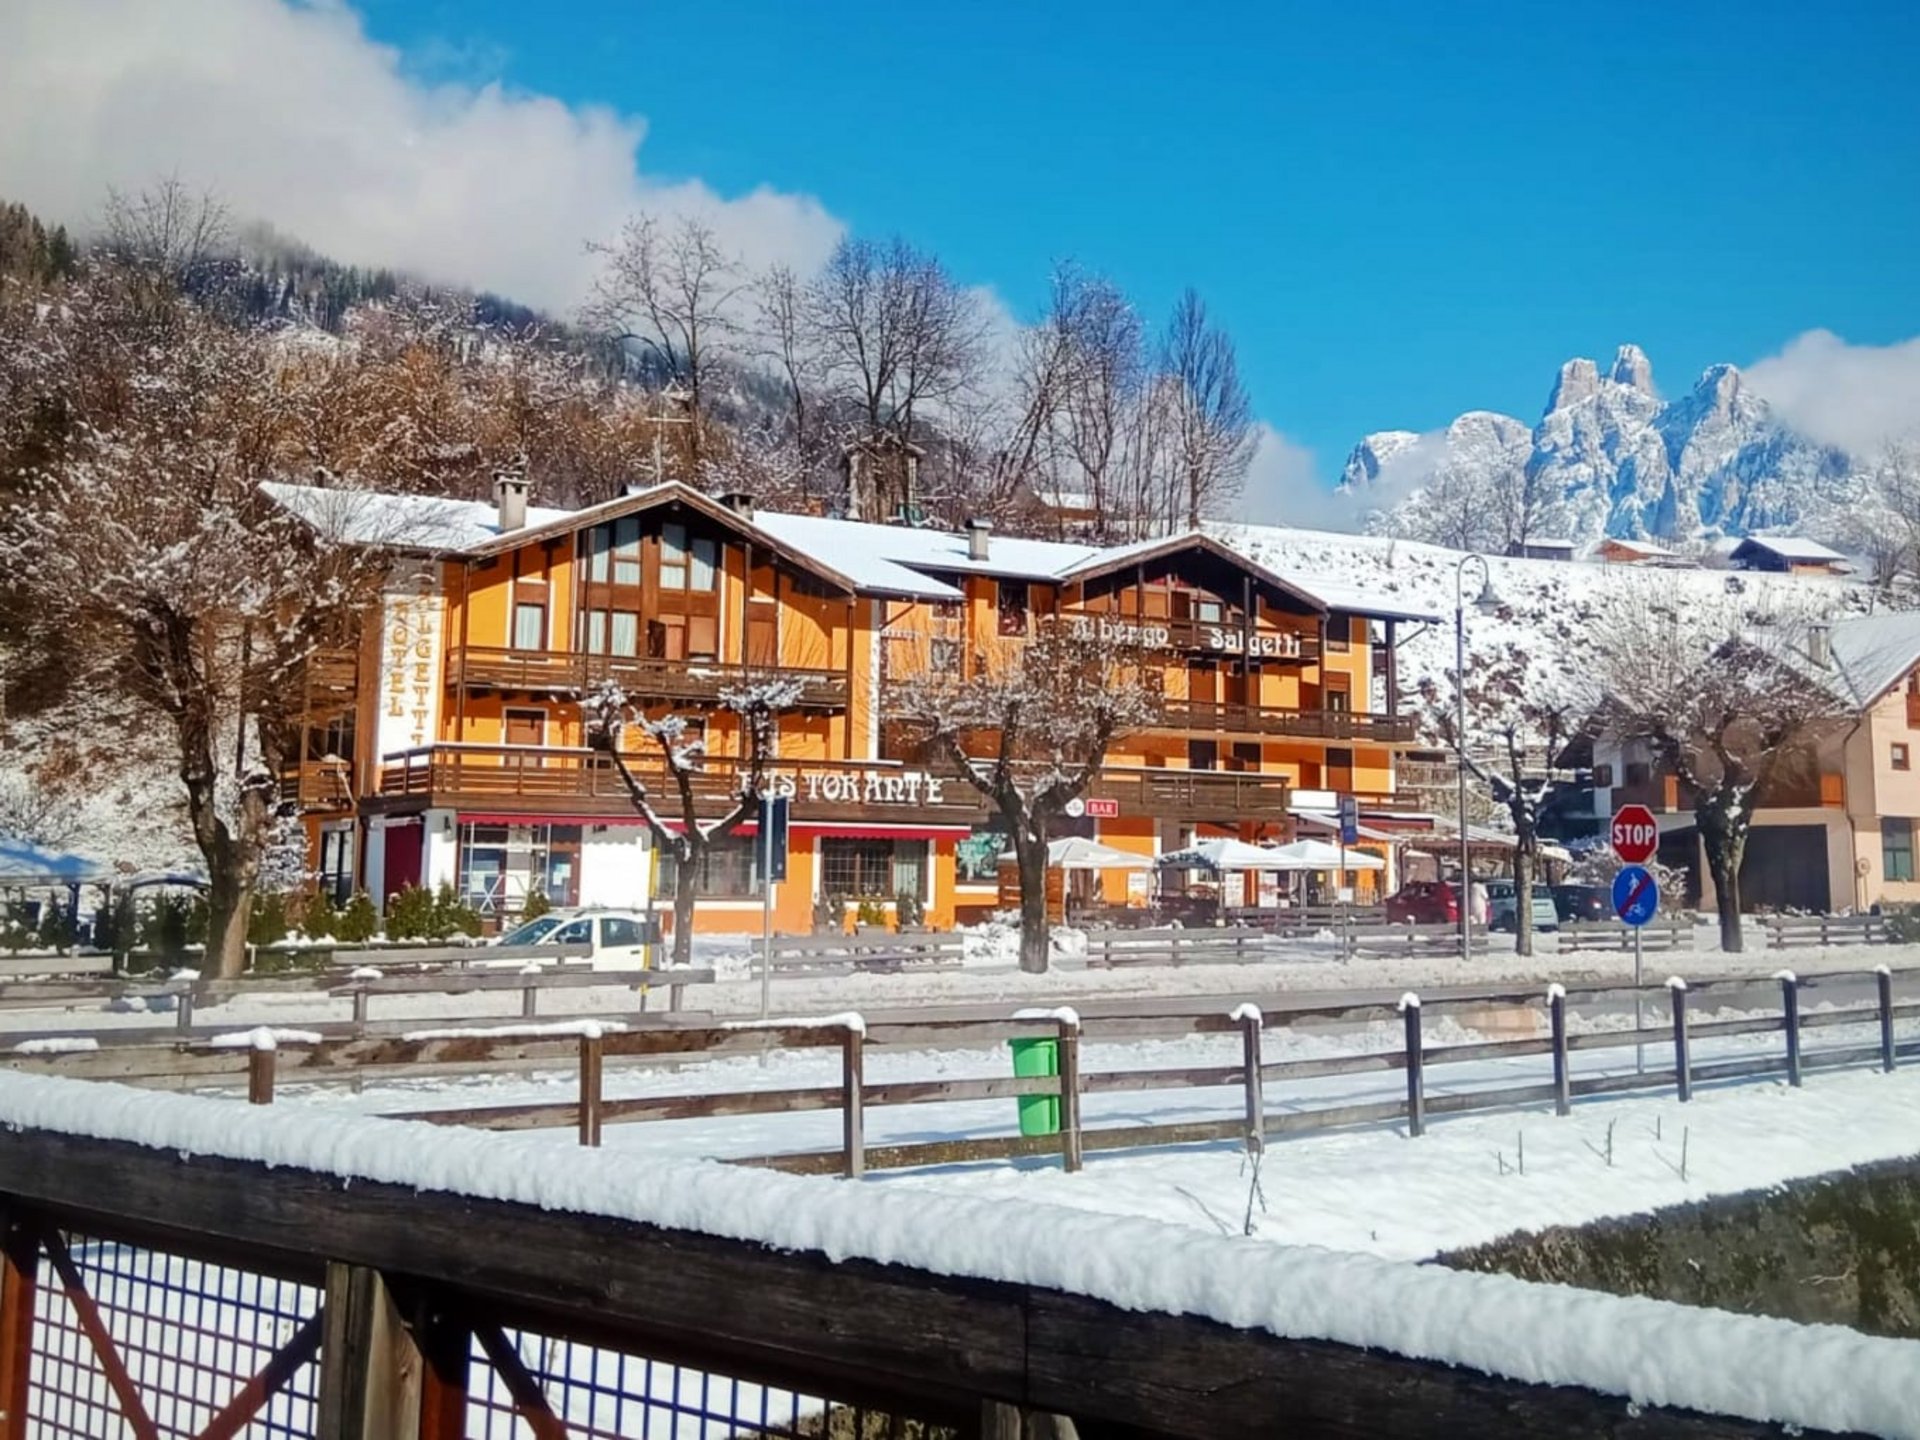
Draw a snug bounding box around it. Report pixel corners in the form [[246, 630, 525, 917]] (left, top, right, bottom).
[[1744, 329, 1920, 459], [0, 0, 845, 314], [1236, 423, 1344, 526]]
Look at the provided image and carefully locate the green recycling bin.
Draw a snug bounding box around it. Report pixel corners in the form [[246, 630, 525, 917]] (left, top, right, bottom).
[[1009, 1037, 1060, 1137]]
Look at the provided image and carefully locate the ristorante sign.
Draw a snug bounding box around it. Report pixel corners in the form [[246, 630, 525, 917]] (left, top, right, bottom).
[[767, 767, 950, 806], [1066, 613, 1304, 659]]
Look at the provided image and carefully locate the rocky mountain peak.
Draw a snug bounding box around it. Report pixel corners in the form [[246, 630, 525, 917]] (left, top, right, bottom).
[[1610, 343, 1655, 395], [1548, 357, 1602, 412], [1345, 344, 1871, 552]]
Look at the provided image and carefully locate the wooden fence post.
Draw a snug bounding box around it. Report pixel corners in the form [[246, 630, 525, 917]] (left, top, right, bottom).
[[521, 985, 539, 1020], [1058, 1015, 1084, 1174], [1780, 971, 1802, 1087], [1878, 967, 1897, 1073], [409, 1299, 470, 1440], [0, 1214, 38, 1440], [577, 1027, 603, 1148], [176, 985, 195, 1032], [318, 1263, 421, 1440], [248, 1041, 277, 1106], [1670, 979, 1692, 1103], [1548, 986, 1570, 1118], [1401, 995, 1424, 1138], [841, 1022, 865, 1180], [351, 990, 370, 1029], [1238, 1008, 1265, 1155]]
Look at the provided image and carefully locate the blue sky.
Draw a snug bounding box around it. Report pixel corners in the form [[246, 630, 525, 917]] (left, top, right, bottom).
[[347, 0, 1920, 478], [5, 0, 1916, 504]]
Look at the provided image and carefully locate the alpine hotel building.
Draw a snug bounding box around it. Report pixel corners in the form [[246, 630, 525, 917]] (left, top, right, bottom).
[[271, 472, 1429, 936]]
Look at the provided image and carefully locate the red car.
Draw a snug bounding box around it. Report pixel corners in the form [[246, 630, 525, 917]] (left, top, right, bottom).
[[1386, 881, 1463, 925]]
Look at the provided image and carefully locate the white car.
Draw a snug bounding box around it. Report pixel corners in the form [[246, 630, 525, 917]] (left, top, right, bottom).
[[493, 908, 657, 970]]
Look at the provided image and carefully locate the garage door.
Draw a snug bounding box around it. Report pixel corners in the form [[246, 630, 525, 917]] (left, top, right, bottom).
[[1740, 825, 1831, 913]]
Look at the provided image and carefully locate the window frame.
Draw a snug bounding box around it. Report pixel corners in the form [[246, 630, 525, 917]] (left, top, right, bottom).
[[1895, 743, 1911, 772], [511, 601, 547, 651], [1885, 818, 1915, 883]]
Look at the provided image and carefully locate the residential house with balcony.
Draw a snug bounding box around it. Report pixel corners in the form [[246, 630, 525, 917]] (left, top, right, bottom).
[[267, 476, 1432, 934], [1585, 612, 1920, 913]]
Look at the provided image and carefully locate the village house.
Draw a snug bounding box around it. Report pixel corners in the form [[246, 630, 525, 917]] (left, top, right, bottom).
[[1586, 612, 1920, 913], [1729, 535, 1850, 576], [268, 476, 1434, 935]]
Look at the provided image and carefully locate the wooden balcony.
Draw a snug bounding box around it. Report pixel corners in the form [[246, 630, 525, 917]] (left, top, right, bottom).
[[449, 647, 849, 710], [370, 745, 1294, 827], [1087, 767, 1291, 824], [1060, 611, 1321, 663], [1153, 701, 1417, 745], [372, 745, 984, 826], [281, 759, 355, 813]]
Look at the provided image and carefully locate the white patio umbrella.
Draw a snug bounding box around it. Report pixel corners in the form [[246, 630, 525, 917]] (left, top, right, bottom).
[[1000, 837, 1158, 870], [1156, 838, 1298, 871], [1266, 838, 1385, 871]]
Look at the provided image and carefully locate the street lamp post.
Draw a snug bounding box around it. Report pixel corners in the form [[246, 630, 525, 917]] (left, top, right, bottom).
[[1454, 553, 1502, 959]]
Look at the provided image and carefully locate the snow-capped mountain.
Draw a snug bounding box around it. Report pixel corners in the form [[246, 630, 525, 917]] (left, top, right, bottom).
[[1343, 344, 1869, 550]]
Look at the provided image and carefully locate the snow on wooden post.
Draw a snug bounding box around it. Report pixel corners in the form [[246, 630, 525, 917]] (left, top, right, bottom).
[[1547, 984, 1570, 1118], [1878, 965, 1897, 1073], [1668, 977, 1692, 1103], [1058, 1014, 1084, 1174], [577, 1025, 604, 1148], [1235, 1005, 1265, 1155], [841, 1021, 866, 1180], [247, 1034, 277, 1107], [1778, 970, 1802, 1088], [1399, 994, 1424, 1138]]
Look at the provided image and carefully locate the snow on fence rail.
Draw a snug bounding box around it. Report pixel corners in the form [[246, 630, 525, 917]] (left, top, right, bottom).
[[8, 966, 1920, 1182]]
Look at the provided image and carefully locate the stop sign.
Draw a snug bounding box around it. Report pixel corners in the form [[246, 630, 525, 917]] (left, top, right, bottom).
[[1611, 804, 1659, 864]]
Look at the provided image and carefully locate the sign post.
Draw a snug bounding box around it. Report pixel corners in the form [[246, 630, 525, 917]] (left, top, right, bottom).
[[758, 794, 790, 1021], [1611, 804, 1660, 1072], [1337, 796, 1360, 906]]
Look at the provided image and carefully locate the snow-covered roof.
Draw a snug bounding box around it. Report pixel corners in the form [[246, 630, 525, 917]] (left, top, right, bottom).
[[749, 511, 1094, 594], [1596, 537, 1672, 557], [1731, 535, 1847, 563], [1825, 611, 1920, 707], [261, 481, 573, 553]]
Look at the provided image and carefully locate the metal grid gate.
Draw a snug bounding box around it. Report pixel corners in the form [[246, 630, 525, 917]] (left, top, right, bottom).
[[7, 1221, 323, 1439], [462, 1321, 963, 1439]]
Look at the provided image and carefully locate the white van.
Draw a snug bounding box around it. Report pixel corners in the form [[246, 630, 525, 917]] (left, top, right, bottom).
[[492, 908, 658, 970]]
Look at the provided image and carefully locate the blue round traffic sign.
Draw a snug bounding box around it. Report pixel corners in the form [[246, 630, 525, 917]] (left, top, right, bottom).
[[1612, 864, 1660, 927]]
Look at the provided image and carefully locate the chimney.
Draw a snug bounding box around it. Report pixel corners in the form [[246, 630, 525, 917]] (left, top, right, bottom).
[[719, 490, 756, 522], [966, 517, 992, 562], [493, 474, 530, 532], [1808, 622, 1832, 668]]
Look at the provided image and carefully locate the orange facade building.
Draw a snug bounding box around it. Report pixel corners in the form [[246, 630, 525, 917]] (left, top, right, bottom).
[[273, 478, 1432, 935]]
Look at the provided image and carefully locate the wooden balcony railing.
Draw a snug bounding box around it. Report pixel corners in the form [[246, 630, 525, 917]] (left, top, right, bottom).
[[449, 647, 849, 709], [374, 745, 983, 825], [280, 759, 355, 812], [1153, 702, 1416, 744], [372, 746, 1295, 826]]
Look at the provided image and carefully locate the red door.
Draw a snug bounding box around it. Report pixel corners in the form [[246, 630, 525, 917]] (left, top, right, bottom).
[[383, 822, 422, 903]]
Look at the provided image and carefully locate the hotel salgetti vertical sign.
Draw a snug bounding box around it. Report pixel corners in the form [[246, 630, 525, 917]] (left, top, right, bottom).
[[376, 560, 444, 762]]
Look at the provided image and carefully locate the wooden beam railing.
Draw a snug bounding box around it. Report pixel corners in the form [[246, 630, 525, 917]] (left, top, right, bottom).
[[13, 966, 1918, 1184]]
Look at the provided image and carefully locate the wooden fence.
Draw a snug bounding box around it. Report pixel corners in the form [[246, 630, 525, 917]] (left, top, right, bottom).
[[1558, 919, 1694, 954], [1761, 914, 1888, 948], [10, 966, 1917, 1185]]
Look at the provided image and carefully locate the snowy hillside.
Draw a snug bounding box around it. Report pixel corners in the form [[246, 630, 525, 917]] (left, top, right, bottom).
[[1342, 344, 1873, 551], [1216, 522, 1867, 711]]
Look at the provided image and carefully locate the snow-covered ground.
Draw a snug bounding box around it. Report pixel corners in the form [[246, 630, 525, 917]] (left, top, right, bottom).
[[7, 1058, 1920, 1438]]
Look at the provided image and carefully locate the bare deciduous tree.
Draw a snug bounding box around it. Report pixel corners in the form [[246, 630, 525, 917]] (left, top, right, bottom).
[[581, 677, 800, 967], [892, 624, 1158, 972], [586, 215, 745, 459], [1583, 584, 1846, 952], [4, 266, 397, 975], [1419, 642, 1573, 957], [807, 237, 985, 446], [1159, 289, 1254, 529]]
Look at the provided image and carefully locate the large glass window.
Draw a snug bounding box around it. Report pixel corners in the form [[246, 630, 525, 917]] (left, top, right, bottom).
[[1886, 819, 1914, 882], [318, 828, 354, 906], [955, 825, 1008, 885], [656, 834, 761, 898], [458, 823, 582, 914], [613, 516, 642, 585], [820, 839, 930, 900], [512, 601, 546, 650]]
